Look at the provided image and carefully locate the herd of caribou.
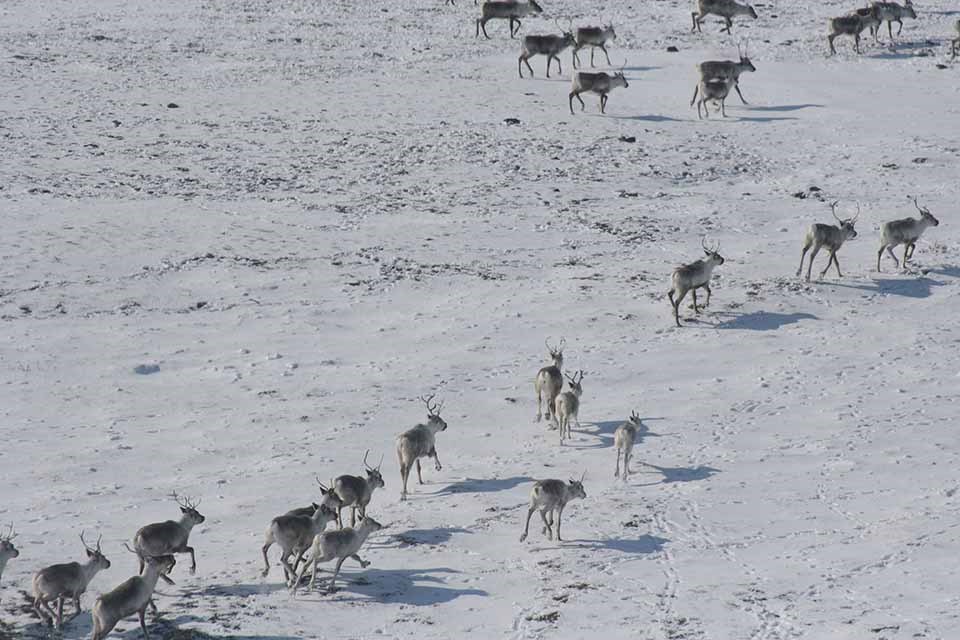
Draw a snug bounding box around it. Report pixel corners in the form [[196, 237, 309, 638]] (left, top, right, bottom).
[[464, 0, 960, 116], [0, 2, 953, 639]]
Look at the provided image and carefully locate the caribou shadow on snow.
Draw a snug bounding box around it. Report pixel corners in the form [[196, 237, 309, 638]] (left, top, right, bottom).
[[186, 583, 289, 598], [714, 310, 818, 330], [436, 476, 534, 495], [569, 534, 669, 555], [826, 276, 944, 298], [383, 527, 474, 548], [305, 567, 487, 606], [641, 463, 720, 484], [746, 104, 824, 112]]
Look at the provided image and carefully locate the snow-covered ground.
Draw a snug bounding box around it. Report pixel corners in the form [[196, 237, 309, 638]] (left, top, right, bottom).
[[2, 0, 960, 638]]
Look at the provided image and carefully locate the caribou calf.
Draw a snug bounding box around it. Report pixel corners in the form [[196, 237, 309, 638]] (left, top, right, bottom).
[[694, 76, 735, 118], [692, 43, 756, 106], [398, 395, 448, 500], [668, 239, 725, 327], [555, 370, 584, 444], [877, 197, 940, 271], [293, 516, 383, 593], [797, 201, 859, 282], [262, 504, 338, 584], [569, 67, 628, 114], [520, 476, 587, 542]]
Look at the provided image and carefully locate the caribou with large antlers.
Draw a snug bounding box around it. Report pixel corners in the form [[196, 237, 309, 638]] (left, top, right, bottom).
[[797, 201, 859, 282], [877, 197, 940, 272], [535, 337, 564, 424], [333, 451, 386, 527], [32, 531, 112, 630], [668, 239, 725, 327], [397, 395, 449, 500], [131, 492, 206, 575]]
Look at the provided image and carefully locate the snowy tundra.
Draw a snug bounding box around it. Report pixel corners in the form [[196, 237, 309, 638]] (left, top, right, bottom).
[[1, 0, 960, 638]]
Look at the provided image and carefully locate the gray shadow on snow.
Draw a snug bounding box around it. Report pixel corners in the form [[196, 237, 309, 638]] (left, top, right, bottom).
[[735, 115, 799, 122], [298, 567, 487, 606], [713, 311, 817, 330], [639, 463, 720, 484], [122, 616, 299, 639], [746, 103, 823, 112], [185, 583, 290, 598], [381, 527, 473, 548], [568, 534, 669, 555], [435, 476, 535, 495], [824, 276, 943, 298], [611, 114, 684, 122], [921, 265, 960, 278], [565, 417, 667, 450]]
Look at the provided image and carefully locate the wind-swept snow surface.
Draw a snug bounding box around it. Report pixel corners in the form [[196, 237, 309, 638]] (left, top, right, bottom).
[[2, 0, 960, 638]]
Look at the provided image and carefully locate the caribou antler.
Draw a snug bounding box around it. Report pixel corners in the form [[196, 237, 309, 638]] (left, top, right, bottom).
[[171, 491, 199, 510], [80, 530, 102, 553], [363, 449, 372, 470], [630, 410, 640, 422], [1, 523, 15, 542], [911, 196, 929, 215], [830, 200, 843, 223], [851, 201, 860, 223], [419, 394, 442, 416], [315, 476, 329, 491]]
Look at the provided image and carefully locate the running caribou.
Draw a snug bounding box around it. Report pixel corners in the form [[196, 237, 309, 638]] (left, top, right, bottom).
[[32, 532, 111, 630], [333, 450, 386, 527], [90, 554, 176, 640], [131, 492, 205, 576], [397, 395, 448, 500], [292, 516, 383, 594]]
